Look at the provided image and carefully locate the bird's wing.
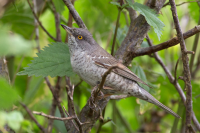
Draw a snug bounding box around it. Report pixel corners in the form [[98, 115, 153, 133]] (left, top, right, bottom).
[[90, 48, 151, 88]]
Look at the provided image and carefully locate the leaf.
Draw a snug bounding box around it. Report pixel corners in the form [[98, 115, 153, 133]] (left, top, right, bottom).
[[110, 2, 121, 7], [126, 1, 165, 40], [17, 42, 74, 77], [7, 111, 24, 131], [0, 78, 20, 109], [0, 27, 34, 56], [1, 2, 34, 39], [52, 0, 65, 14]]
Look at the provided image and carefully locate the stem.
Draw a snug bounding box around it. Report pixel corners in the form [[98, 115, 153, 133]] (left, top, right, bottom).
[[190, 9, 200, 75], [111, 8, 122, 55]]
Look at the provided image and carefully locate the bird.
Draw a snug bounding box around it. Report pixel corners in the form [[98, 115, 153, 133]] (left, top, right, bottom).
[[61, 24, 180, 118]]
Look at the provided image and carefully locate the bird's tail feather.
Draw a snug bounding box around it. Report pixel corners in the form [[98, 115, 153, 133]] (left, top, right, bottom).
[[133, 86, 181, 118]]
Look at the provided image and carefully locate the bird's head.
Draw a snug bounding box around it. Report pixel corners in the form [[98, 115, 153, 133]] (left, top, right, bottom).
[[61, 24, 97, 53]]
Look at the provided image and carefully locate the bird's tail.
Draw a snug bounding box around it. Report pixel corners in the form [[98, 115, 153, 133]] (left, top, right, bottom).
[[132, 86, 181, 118]]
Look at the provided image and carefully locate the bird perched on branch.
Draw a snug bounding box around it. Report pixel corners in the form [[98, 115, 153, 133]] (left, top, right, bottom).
[[61, 24, 180, 118]]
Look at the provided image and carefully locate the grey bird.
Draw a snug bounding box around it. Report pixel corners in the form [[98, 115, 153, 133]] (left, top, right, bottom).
[[61, 24, 180, 118]]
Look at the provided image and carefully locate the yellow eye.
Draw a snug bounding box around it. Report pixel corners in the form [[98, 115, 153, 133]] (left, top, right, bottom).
[[78, 35, 83, 39]]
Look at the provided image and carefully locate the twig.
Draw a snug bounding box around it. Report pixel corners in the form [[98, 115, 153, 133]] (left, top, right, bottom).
[[111, 6, 122, 55], [190, 10, 200, 73], [133, 25, 200, 57], [20, 103, 46, 133], [169, 1, 193, 132], [62, 106, 79, 131], [146, 35, 200, 131], [65, 77, 83, 133], [163, 1, 199, 7], [174, 58, 181, 83], [33, 111, 75, 121], [62, 0, 87, 29], [27, 0, 57, 41], [50, 0, 61, 42]]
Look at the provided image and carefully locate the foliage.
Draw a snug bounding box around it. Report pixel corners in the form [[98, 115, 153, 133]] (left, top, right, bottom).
[[17, 42, 74, 77], [0, 0, 200, 132]]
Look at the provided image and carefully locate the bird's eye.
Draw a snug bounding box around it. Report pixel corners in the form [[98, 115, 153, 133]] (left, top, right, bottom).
[[78, 35, 83, 40]]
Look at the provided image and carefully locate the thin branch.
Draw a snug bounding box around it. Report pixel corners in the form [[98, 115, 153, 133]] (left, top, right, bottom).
[[66, 77, 83, 133], [146, 35, 200, 131], [50, 0, 61, 42], [62, 0, 87, 29], [190, 10, 200, 74], [174, 57, 181, 83], [20, 103, 46, 133], [33, 111, 75, 121], [163, 1, 199, 7], [111, 7, 122, 55], [27, 0, 57, 41], [169, 1, 192, 132], [133, 25, 200, 57]]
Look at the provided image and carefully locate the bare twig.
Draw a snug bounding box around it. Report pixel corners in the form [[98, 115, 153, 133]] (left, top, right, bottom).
[[190, 10, 200, 74], [20, 103, 46, 133], [33, 111, 75, 121], [163, 1, 199, 7], [50, 0, 61, 42], [66, 77, 83, 133], [174, 58, 181, 83], [169, 1, 193, 132], [27, 0, 57, 41], [111, 6, 122, 55], [62, 106, 79, 131], [62, 0, 87, 29], [133, 25, 200, 57]]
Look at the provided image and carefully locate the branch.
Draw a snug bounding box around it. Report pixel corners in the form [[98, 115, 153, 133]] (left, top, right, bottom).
[[33, 111, 75, 121], [27, 0, 57, 41], [115, 0, 166, 66], [169, 1, 192, 132], [62, 0, 87, 29], [133, 25, 200, 57], [146, 36, 200, 131], [20, 103, 46, 133], [163, 1, 199, 7]]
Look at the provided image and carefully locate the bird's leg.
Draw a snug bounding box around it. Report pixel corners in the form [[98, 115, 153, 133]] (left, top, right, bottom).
[[89, 83, 105, 110]]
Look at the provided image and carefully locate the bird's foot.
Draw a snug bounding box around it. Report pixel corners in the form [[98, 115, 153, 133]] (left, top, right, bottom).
[[89, 85, 104, 109]]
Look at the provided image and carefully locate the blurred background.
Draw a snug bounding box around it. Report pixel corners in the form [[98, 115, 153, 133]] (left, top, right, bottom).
[[0, 0, 200, 132]]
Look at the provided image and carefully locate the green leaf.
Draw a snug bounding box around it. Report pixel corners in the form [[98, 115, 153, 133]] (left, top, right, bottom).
[[0, 27, 34, 56], [110, 2, 121, 7], [126, 1, 165, 40], [52, 0, 65, 14], [7, 111, 24, 131], [0, 78, 20, 109], [17, 42, 74, 77]]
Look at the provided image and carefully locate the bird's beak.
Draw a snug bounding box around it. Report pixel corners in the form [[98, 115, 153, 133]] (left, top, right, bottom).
[[61, 24, 73, 36]]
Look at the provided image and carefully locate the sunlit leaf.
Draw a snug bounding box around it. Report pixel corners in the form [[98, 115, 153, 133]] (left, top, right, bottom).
[[7, 111, 24, 131], [126, 1, 165, 40]]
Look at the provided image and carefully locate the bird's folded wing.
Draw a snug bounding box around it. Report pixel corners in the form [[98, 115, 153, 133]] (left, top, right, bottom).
[[91, 54, 151, 88]]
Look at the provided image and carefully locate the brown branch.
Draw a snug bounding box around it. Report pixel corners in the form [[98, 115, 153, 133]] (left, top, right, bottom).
[[62, 0, 87, 29], [115, 0, 166, 66], [163, 1, 199, 7], [50, 0, 61, 42], [126, 0, 137, 24], [190, 11, 200, 75], [27, 0, 57, 41], [33, 111, 75, 121], [133, 25, 200, 57], [169, 1, 192, 132], [66, 77, 83, 133], [146, 36, 200, 131], [20, 103, 46, 133]]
